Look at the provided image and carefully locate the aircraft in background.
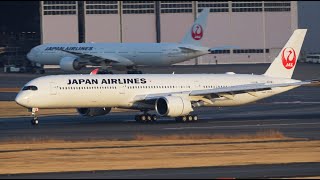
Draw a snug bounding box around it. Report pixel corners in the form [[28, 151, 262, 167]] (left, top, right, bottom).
[[26, 8, 229, 74], [17, 29, 318, 125]]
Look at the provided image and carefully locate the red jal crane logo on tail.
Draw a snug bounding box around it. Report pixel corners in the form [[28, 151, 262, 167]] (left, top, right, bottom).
[[191, 24, 203, 40], [281, 47, 296, 69]]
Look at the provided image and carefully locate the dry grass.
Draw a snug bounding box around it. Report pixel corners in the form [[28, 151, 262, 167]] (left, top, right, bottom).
[[1, 130, 288, 145], [0, 101, 77, 117], [134, 130, 285, 141], [0, 137, 319, 175], [0, 88, 20, 92]]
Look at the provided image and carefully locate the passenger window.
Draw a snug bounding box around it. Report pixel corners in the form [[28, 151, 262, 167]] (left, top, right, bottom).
[[22, 86, 38, 91]]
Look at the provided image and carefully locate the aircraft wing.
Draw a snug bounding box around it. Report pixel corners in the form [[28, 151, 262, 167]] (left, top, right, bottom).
[[133, 81, 314, 103], [178, 47, 202, 53], [189, 81, 312, 96], [60, 50, 134, 66]]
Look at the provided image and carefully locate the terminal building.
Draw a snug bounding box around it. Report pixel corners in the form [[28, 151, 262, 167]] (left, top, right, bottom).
[[40, 1, 297, 65]]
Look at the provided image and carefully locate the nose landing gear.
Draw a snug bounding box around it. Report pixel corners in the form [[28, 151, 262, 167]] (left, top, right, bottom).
[[29, 108, 39, 125]]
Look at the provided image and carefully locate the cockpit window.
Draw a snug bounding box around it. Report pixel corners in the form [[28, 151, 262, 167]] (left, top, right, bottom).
[[22, 86, 38, 91]]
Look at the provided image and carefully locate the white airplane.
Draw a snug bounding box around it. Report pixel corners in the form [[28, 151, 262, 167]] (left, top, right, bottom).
[[16, 29, 318, 125], [26, 8, 226, 74]]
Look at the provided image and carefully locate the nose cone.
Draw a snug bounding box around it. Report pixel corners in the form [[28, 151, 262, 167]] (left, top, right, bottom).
[[15, 93, 30, 108], [26, 51, 34, 61]]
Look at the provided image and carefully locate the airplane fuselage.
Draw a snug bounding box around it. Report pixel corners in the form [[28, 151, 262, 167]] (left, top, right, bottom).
[[27, 43, 209, 67], [15, 74, 299, 110]]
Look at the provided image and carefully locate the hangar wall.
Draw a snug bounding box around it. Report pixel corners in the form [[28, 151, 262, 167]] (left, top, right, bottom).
[[40, 1, 297, 65]]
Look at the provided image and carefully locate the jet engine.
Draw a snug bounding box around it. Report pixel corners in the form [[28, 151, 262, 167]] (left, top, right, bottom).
[[59, 57, 83, 71], [155, 96, 193, 117], [77, 107, 111, 117]]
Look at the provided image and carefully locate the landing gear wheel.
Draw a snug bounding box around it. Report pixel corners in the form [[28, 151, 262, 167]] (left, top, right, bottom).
[[151, 115, 157, 122], [193, 115, 198, 121], [182, 116, 188, 122], [31, 118, 39, 126], [140, 115, 147, 122], [135, 114, 158, 123], [176, 115, 199, 123]]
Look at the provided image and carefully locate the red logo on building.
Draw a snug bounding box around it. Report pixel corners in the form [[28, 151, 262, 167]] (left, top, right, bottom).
[[281, 47, 296, 69], [191, 24, 203, 40]]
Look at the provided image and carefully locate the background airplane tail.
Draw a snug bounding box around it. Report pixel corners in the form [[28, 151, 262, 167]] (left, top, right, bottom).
[[264, 29, 307, 79], [180, 8, 209, 46]]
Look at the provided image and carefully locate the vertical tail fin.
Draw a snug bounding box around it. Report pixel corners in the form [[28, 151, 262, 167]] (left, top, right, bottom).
[[180, 8, 210, 46], [264, 29, 307, 79]]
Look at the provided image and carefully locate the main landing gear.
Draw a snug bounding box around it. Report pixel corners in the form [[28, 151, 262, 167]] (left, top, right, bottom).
[[134, 113, 199, 123], [135, 113, 157, 123], [175, 115, 198, 123], [29, 108, 39, 125]]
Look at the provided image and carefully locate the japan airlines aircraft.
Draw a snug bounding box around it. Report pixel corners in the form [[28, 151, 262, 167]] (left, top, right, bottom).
[[26, 8, 224, 74], [16, 29, 318, 125]]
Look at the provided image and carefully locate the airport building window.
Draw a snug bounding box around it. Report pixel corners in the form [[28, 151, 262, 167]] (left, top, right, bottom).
[[86, 1, 118, 5], [264, 1, 291, 12], [264, 2, 291, 7], [225, 1, 291, 13], [44, 11, 77, 15], [43, 1, 77, 5], [85, 1, 118, 14], [232, 1, 263, 12], [198, 1, 229, 13], [264, 8, 290, 12], [211, 50, 230, 54], [43, 1, 77, 15], [233, 49, 264, 54], [160, 1, 193, 14], [122, 1, 155, 14]]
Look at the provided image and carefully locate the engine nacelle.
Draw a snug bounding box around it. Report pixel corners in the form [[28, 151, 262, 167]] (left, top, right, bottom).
[[59, 57, 83, 71], [77, 107, 111, 117], [155, 96, 193, 117]]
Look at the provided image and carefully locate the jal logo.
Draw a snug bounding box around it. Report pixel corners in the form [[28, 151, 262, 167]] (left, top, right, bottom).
[[281, 47, 296, 69], [191, 24, 203, 40]]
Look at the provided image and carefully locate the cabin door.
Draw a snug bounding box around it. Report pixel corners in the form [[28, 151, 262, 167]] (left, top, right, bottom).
[[119, 85, 126, 95], [50, 82, 57, 95]]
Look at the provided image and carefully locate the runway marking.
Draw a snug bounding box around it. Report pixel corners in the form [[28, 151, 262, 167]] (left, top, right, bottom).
[[164, 122, 320, 130], [270, 101, 320, 104]]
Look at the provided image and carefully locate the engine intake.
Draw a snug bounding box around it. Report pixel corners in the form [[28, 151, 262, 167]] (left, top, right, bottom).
[[77, 107, 111, 117], [155, 96, 193, 117], [59, 57, 83, 71]]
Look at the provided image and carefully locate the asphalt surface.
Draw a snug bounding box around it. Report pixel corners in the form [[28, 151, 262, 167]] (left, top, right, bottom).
[[0, 64, 319, 178], [1, 162, 320, 179]]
